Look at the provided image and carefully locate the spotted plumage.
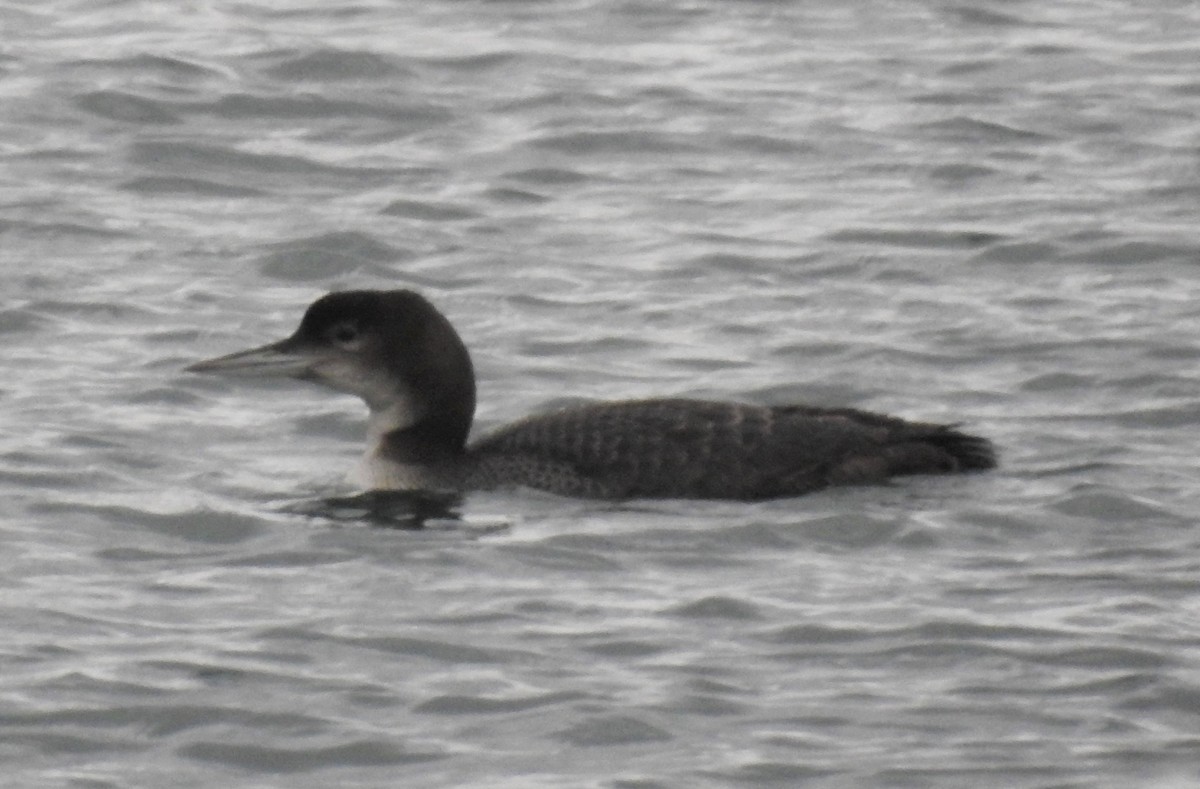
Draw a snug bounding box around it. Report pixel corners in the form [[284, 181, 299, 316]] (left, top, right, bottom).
[[468, 399, 993, 499]]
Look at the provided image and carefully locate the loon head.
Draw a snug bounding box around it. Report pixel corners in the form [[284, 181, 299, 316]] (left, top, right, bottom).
[[188, 290, 477, 464]]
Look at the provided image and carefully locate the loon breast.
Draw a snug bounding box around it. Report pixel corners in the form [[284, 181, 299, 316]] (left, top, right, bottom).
[[186, 289, 996, 501]]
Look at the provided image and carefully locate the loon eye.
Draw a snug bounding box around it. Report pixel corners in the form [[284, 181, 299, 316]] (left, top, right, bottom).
[[330, 322, 361, 347]]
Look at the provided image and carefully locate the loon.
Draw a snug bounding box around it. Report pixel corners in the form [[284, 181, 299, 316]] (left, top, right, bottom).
[[187, 290, 995, 500]]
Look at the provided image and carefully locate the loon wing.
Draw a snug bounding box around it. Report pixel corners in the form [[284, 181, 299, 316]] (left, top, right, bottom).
[[467, 398, 994, 500]]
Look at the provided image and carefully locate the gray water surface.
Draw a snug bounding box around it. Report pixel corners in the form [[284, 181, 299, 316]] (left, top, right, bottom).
[[3, 1, 1200, 787]]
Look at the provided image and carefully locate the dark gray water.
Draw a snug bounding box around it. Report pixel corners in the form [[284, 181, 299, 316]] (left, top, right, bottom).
[[3, 1, 1200, 787]]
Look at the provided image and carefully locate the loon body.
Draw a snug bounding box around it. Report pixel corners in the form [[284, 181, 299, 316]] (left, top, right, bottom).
[[187, 290, 995, 500]]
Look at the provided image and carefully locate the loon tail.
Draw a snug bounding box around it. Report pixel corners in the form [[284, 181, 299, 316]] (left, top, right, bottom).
[[888, 424, 996, 476]]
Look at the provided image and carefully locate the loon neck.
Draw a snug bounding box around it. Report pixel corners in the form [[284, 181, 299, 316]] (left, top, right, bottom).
[[350, 410, 470, 491], [375, 417, 468, 465], [372, 291, 477, 462]]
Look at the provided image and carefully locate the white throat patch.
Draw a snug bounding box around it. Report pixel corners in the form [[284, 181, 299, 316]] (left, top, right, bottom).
[[365, 392, 424, 445], [348, 384, 447, 491]]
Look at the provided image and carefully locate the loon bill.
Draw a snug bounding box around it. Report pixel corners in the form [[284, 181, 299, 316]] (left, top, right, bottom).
[[186, 290, 996, 500]]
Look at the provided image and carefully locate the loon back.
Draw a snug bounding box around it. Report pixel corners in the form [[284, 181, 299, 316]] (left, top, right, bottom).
[[468, 398, 995, 500], [186, 289, 996, 501]]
